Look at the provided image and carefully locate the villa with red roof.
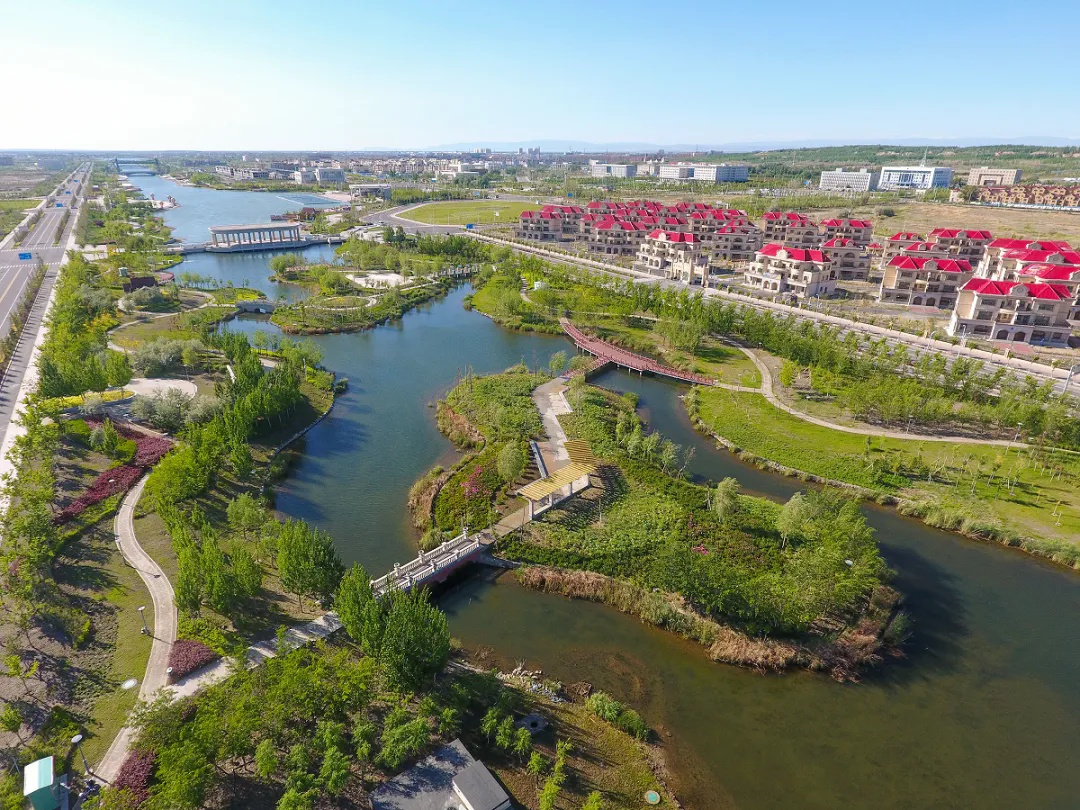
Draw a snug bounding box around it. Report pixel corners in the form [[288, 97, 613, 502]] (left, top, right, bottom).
[[713, 224, 763, 263], [761, 211, 819, 248], [589, 219, 650, 257], [820, 237, 871, 281], [634, 229, 702, 277], [881, 232, 925, 261], [928, 228, 993, 264], [744, 243, 836, 300], [516, 210, 563, 242], [947, 278, 1073, 346], [977, 238, 1073, 277], [820, 219, 874, 247], [878, 256, 974, 309]]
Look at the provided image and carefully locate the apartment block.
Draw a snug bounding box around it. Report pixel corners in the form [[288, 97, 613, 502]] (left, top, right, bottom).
[[743, 244, 836, 300], [976, 184, 1080, 208], [877, 165, 953, 190], [947, 278, 1073, 346], [820, 218, 874, 247], [590, 163, 637, 178], [818, 168, 879, 192], [966, 167, 1021, 187], [820, 238, 871, 281], [878, 256, 973, 309], [634, 229, 701, 276]]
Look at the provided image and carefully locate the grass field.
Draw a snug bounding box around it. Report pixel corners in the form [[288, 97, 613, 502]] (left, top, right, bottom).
[[811, 200, 1080, 242], [693, 387, 1080, 551], [404, 200, 538, 225], [0, 198, 37, 212]]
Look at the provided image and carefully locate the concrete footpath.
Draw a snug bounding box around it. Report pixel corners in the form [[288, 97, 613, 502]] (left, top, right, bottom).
[[95, 476, 178, 782]]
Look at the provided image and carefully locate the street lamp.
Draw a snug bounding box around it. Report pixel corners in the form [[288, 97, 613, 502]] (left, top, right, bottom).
[[71, 733, 90, 773], [137, 606, 149, 635]]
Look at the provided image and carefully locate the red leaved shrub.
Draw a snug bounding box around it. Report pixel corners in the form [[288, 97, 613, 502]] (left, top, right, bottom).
[[55, 465, 144, 523], [113, 749, 156, 806], [167, 639, 218, 679], [132, 434, 172, 467]]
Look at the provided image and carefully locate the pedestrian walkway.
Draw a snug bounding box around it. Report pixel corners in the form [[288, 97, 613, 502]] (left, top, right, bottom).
[[560, 318, 717, 386]]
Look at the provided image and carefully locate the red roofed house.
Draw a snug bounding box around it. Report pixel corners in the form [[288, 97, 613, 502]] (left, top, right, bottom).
[[976, 238, 1073, 277], [516, 210, 563, 242], [589, 219, 650, 257], [947, 278, 1073, 346], [820, 237, 871, 281], [744, 243, 836, 300], [761, 211, 819, 248], [881, 232, 925, 261], [820, 219, 874, 248], [712, 224, 763, 264], [878, 256, 974, 309], [995, 247, 1080, 280], [634, 229, 702, 277], [542, 204, 583, 230], [1008, 263, 1080, 324], [928, 228, 993, 264]]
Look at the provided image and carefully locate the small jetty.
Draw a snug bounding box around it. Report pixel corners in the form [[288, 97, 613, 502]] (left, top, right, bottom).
[[559, 318, 717, 386]]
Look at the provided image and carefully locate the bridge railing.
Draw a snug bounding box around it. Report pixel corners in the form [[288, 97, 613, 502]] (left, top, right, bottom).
[[370, 531, 480, 594]]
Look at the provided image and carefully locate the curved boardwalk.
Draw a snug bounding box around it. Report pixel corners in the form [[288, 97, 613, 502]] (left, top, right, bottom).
[[559, 318, 717, 386]]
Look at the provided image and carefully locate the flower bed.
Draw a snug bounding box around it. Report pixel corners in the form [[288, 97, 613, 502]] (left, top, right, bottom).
[[55, 464, 144, 523], [113, 749, 156, 806], [55, 418, 174, 524], [166, 639, 219, 679]]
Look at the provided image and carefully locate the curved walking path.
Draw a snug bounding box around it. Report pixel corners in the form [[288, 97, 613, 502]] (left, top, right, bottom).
[[718, 341, 1048, 449], [95, 476, 177, 782]]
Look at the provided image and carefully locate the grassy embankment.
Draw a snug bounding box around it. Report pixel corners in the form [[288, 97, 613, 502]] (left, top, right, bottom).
[[0, 198, 36, 239], [689, 387, 1080, 567]]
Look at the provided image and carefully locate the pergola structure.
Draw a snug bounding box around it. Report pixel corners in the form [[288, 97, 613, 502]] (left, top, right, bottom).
[[208, 223, 302, 248], [517, 440, 598, 519]]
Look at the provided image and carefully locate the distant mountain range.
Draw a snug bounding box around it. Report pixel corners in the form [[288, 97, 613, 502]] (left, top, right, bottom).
[[427, 137, 1080, 153]]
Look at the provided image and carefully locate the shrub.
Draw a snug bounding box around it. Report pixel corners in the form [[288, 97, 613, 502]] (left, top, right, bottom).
[[55, 464, 143, 523], [112, 749, 156, 805], [585, 691, 649, 741], [167, 639, 219, 679]]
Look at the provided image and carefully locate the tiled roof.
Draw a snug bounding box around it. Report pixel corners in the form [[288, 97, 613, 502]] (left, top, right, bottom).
[[647, 229, 698, 243], [888, 232, 923, 241], [821, 237, 859, 248], [758, 243, 830, 262], [962, 278, 1071, 300], [888, 256, 972, 273], [821, 218, 873, 228], [1017, 263, 1080, 281]]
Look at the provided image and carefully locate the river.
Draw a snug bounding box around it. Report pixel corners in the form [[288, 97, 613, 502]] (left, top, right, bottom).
[[136, 176, 1080, 809]]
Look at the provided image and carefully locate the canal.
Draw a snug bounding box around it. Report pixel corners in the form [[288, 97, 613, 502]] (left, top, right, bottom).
[[140, 176, 1080, 809]]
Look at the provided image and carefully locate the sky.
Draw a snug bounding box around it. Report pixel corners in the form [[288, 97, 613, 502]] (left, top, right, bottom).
[[2, 0, 1078, 151]]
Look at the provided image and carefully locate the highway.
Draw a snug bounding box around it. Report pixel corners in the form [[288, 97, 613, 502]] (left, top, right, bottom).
[[0, 163, 91, 459]]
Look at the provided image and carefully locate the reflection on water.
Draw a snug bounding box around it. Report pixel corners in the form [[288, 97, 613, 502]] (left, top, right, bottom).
[[168, 182, 1080, 809]]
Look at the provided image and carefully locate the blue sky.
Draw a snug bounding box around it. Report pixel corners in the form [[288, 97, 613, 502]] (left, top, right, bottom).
[[2, 0, 1076, 150]]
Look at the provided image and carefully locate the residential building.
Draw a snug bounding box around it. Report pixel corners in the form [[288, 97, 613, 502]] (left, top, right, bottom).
[[820, 238, 872, 281], [590, 162, 637, 178], [542, 204, 583, 230], [947, 278, 1073, 346], [590, 219, 649, 256], [370, 739, 512, 810], [967, 167, 1021, 186], [744, 243, 836, 299], [634, 229, 701, 276], [314, 167, 347, 186], [819, 168, 879, 192], [711, 224, 763, 263], [928, 228, 993, 263], [976, 184, 1080, 208], [881, 231, 925, 261], [761, 211, 818, 247], [517, 210, 564, 242], [977, 238, 1074, 277], [877, 165, 954, 190], [670, 253, 713, 285], [901, 241, 953, 261], [1009, 264, 1080, 323], [820, 218, 874, 247], [878, 256, 973, 309]]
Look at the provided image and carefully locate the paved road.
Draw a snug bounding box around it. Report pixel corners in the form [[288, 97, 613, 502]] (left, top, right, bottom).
[[364, 203, 464, 235], [95, 476, 178, 782]]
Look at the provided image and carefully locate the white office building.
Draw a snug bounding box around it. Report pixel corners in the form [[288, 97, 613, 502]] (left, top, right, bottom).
[[590, 163, 637, 178], [657, 163, 749, 183], [819, 168, 879, 192], [877, 165, 954, 191], [314, 167, 347, 186]]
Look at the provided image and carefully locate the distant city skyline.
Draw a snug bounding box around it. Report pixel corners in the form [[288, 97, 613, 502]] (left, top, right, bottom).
[[3, 0, 1077, 151]]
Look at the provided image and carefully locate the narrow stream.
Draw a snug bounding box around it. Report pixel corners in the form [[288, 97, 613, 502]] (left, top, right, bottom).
[[143, 177, 1080, 809]]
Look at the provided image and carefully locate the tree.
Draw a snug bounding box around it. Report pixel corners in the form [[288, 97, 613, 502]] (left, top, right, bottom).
[[105, 351, 132, 388], [277, 520, 344, 606], [582, 792, 606, 810], [776, 492, 810, 548], [318, 747, 350, 795], [227, 493, 266, 541], [175, 541, 204, 613], [712, 477, 740, 525], [497, 441, 527, 484], [527, 751, 548, 785], [254, 739, 278, 779], [548, 350, 568, 378], [334, 564, 381, 655], [378, 588, 451, 691]]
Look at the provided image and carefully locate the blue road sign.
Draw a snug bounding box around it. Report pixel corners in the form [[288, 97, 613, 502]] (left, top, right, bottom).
[[465, 223, 474, 229], [18, 252, 32, 260], [55, 202, 63, 207]]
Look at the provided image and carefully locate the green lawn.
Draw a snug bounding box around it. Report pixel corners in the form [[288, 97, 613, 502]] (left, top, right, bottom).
[[0, 198, 37, 212], [404, 200, 538, 226], [693, 388, 1080, 553]]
